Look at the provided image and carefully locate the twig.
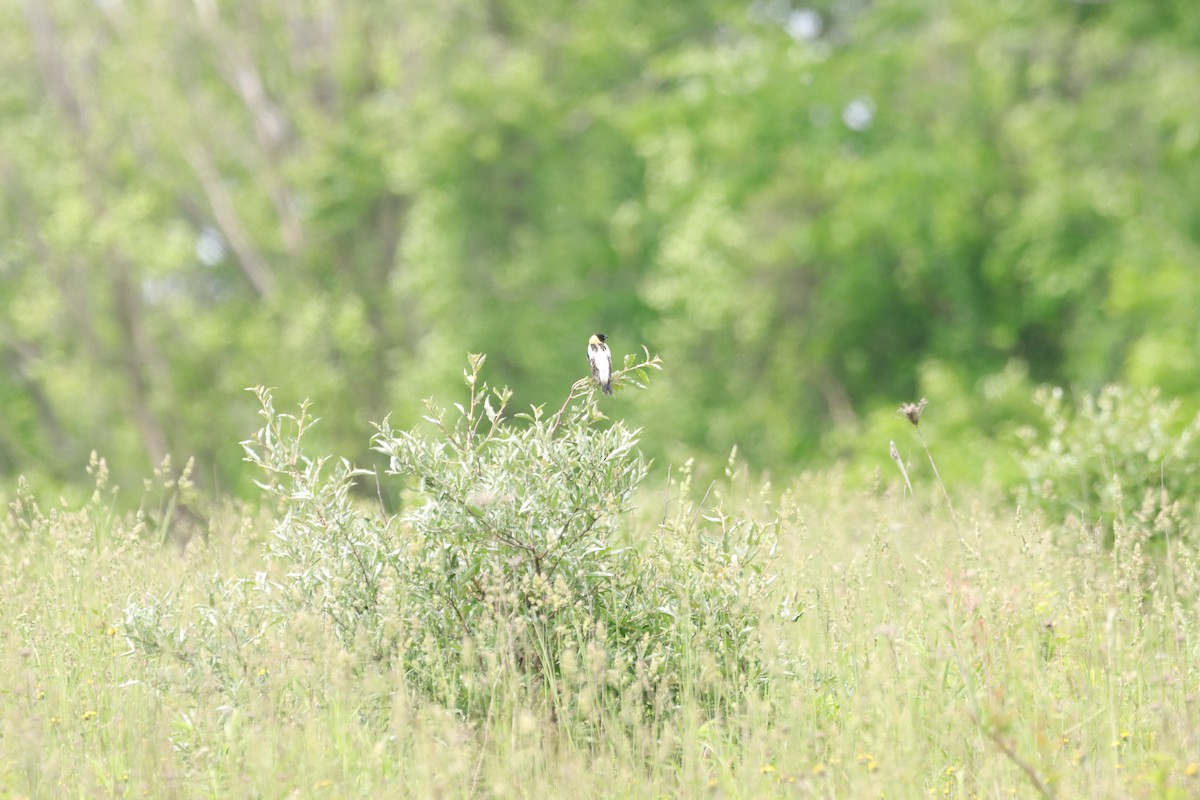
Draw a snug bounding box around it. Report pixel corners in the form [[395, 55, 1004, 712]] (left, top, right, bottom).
[[660, 464, 673, 527], [890, 440, 931, 530], [547, 348, 663, 437], [374, 468, 387, 517], [967, 708, 1057, 800], [547, 378, 590, 437], [916, 427, 961, 536], [688, 481, 716, 535]]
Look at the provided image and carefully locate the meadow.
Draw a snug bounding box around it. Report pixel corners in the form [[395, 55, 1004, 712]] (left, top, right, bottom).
[[3, 374, 1199, 799], [7, 4, 1200, 796]]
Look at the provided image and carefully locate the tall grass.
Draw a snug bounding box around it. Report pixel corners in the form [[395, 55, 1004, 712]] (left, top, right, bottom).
[[3, 389, 1200, 797]]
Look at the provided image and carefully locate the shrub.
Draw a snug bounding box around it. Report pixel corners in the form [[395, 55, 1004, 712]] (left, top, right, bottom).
[[1015, 384, 1200, 544], [372, 354, 650, 696], [126, 351, 780, 726], [371, 351, 778, 717]]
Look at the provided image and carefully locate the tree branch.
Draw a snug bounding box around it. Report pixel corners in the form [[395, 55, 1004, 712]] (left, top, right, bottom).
[[185, 144, 276, 298]]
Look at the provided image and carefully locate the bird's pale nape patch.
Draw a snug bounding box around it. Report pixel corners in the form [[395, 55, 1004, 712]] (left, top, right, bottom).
[[587, 333, 614, 395]]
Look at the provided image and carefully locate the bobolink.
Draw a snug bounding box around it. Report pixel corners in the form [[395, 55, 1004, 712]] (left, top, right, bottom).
[[587, 333, 614, 395]]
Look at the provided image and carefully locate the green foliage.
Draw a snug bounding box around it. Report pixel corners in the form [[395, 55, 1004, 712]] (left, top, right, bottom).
[[1017, 385, 1200, 543], [127, 353, 778, 726], [12, 450, 1200, 796], [7, 0, 1200, 495], [373, 353, 648, 697], [372, 352, 776, 714]]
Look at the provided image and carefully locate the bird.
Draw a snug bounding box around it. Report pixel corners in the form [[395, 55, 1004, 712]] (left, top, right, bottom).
[[587, 333, 614, 395]]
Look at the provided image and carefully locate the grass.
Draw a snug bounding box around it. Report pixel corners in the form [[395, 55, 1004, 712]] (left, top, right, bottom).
[[3, 460, 1200, 799]]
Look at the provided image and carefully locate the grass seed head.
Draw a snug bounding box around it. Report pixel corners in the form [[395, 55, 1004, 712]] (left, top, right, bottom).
[[898, 398, 928, 427]]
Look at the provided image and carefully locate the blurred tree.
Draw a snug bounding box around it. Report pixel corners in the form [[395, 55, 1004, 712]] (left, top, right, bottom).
[[2, 0, 1199, 497], [2, 0, 436, 494], [619, 0, 1200, 469]]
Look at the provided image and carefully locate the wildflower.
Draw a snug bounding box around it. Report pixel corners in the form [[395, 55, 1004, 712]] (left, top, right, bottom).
[[857, 753, 879, 772], [812, 763, 826, 777], [760, 764, 776, 774], [81, 710, 98, 722], [898, 398, 928, 427], [1185, 763, 1198, 777]]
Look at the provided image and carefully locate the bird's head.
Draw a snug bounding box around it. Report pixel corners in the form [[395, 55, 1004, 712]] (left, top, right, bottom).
[[589, 333, 608, 345]]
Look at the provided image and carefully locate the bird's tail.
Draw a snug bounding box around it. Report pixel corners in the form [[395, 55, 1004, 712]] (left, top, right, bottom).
[[601, 380, 614, 396]]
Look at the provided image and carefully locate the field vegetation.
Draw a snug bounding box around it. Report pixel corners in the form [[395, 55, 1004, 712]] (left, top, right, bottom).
[[6, 2, 1200, 796], [4, 363, 1199, 799]]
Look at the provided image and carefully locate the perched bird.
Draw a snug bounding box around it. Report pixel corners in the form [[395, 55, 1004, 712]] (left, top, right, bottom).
[[587, 333, 614, 395]]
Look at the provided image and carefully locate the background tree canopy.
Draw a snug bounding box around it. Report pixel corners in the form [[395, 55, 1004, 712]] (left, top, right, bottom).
[[3, 0, 1199, 498]]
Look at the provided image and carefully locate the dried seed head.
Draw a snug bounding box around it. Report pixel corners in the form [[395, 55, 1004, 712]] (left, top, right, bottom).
[[898, 398, 928, 427]]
